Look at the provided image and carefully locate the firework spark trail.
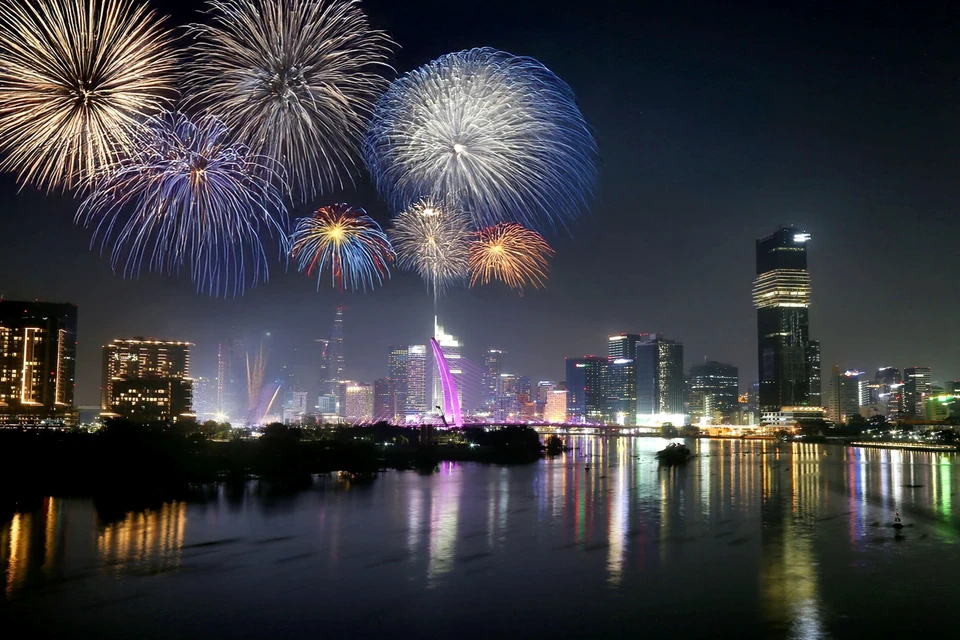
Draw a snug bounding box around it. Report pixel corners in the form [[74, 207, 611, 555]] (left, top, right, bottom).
[[469, 223, 554, 293], [77, 112, 289, 298], [390, 199, 472, 300], [290, 204, 394, 292], [0, 0, 177, 191], [186, 0, 394, 201], [364, 47, 597, 231]]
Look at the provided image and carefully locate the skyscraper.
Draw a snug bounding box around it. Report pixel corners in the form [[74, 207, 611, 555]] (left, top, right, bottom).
[[825, 367, 862, 424], [565, 356, 604, 423], [602, 357, 636, 425], [498, 373, 521, 421], [101, 338, 194, 423], [636, 334, 684, 420], [482, 349, 504, 411], [0, 300, 78, 425], [219, 331, 246, 423], [754, 227, 819, 418], [902, 366, 932, 418], [431, 317, 463, 413], [345, 382, 374, 422], [544, 390, 568, 423], [329, 306, 345, 383], [405, 345, 427, 419], [607, 333, 649, 360], [688, 360, 739, 424], [388, 346, 408, 422], [373, 378, 394, 422]]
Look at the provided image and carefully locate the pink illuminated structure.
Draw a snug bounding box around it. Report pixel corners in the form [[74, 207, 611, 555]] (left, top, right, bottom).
[[430, 337, 463, 427]]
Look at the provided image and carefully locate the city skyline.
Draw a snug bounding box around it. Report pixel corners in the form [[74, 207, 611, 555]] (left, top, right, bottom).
[[2, 0, 959, 406]]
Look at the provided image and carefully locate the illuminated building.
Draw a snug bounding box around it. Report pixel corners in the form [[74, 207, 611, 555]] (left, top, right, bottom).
[[282, 390, 309, 423], [345, 382, 373, 422], [544, 389, 568, 422], [388, 346, 408, 421], [871, 367, 903, 419], [498, 373, 521, 421], [101, 338, 194, 423], [535, 381, 556, 419], [602, 357, 636, 425], [688, 360, 739, 424], [902, 366, 931, 418], [405, 345, 427, 420], [824, 367, 862, 424], [192, 375, 217, 421], [0, 300, 78, 426], [925, 394, 959, 421], [431, 317, 463, 414], [565, 356, 604, 423], [607, 333, 649, 360], [482, 349, 504, 410], [373, 377, 393, 422], [636, 334, 684, 419], [946, 381, 960, 395], [217, 330, 246, 423], [754, 227, 820, 421]]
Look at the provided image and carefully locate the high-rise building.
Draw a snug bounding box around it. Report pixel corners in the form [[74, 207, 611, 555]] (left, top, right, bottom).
[[482, 349, 504, 410], [945, 381, 960, 395], [537, 381, 556, 403], [101, 338, 193, 423], [387, 346, 408, 421], [902, 366, 932, 418], [405, 345, 427, 419], [544, 390, 568, 423], [498, 373, 521, 421], [218, 332, 246, 423], [602, 357, 636, 425], [607, 334, 650, 360], [431, 317, 463, 413], [282, 391, 309, 424], [329, 306, 345, 384], [636, 334, 684, 420], [373, 377, 393, 422], [565, 356, 604, 423], [0, 300, 78, 425], [754, 227, 819, 419], [192, 376, 217, 421], [825, 367, 862, 424], [345, 382, 373, 422], [688, 361, 739, 424]]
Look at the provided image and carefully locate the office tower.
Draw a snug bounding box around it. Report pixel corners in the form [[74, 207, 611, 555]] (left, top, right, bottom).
[[220, 333, 246, 423], [329, 306, 345, 383], [565, 356, 604, 423], [635, 334, 684, 419], [806, 340, 822, 407], [431, 316, 463, 413], [0, 300, 78, 425], [497, 373, 521, 421], [192, 376, 217, 421], [825, 367, 862, 424], [345, 382, 373, 422], [537, 381, 556, 403], [607, 333, 650, 360], [282, 391, 309, 423], [688, 361, 739, 424], [902, 366, 932, 418], [387, 346, 408, 421], [373, 378, 393, 422], [405, 345, 427, 419], [101, 338, 193, 423], [602, 357, 636, 425], [483, 349, 504, 410], [754, 227, 818, 417], [544, 390, 568, 423]]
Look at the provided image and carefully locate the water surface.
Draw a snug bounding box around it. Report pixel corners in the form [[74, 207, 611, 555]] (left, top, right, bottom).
[[3, 438, 959, 638]]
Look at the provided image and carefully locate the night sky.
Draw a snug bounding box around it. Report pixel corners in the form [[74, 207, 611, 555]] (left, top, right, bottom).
[[1, 0, 959, 407]]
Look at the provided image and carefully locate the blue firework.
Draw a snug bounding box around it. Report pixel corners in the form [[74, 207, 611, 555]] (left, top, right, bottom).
[[364, 47, 597, 231], [77, 112, 289, 297]]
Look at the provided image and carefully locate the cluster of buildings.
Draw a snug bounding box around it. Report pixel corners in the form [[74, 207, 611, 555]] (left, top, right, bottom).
[[2, 228, 957, 430]]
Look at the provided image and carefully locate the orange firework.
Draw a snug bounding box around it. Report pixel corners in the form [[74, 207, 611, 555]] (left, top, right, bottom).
[[469, 223, 554, 292]]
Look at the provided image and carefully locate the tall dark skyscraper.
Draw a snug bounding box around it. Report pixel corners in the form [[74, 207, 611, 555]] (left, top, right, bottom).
[[902, 366, 931, 418], [754, 227, 819, 415], [219, 330, 246, 423], [321, 307, 345, 416], [0, 300, 78, 425], [388, 345, 408, 422], [688, 360, 739, 424], [565, 356, 604, 423], [635, 334, 684, 418], [482, 349, 503, 411]]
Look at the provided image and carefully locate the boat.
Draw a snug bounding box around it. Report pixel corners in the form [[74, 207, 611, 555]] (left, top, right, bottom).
[[656, 443, 692, 465]]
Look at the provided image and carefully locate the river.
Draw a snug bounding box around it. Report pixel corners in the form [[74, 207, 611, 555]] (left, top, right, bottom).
[[3, 438, 959, 638]]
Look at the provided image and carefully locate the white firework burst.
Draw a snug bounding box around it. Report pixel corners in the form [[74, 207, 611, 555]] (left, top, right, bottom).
[[390, 199, 472, 299]]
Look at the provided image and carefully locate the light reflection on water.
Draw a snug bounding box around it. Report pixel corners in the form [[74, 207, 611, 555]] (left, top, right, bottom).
[[3, 438, 960, 638]]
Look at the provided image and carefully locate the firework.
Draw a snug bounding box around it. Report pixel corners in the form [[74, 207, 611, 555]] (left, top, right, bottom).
[[290, 204, 394, 292], [469, 223, 554, 292], [77, 113, 289, 297], [364, 47, 597, 231], [186, 0, 394, 201], [390, 200, 471, 298], [0, 0, 177, 191]]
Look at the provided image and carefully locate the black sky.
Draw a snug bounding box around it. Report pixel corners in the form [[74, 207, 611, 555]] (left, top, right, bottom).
[[1, 0, 959, 406]]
